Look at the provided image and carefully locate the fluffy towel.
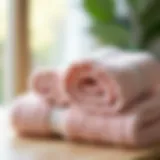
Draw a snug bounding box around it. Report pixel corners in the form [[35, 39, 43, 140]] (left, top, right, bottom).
[[29, 68, 70, 106], [10, 91, 160, 146], [10, 93, 53, 136], [60, 91, 160, 147], [65, 52, 160, 114]]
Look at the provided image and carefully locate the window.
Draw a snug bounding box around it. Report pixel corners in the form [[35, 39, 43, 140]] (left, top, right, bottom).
[[29, 0, 68, 67], [1, 0, 68, 105], [0, 0, 7, 104], [0, 0, 98, 105]]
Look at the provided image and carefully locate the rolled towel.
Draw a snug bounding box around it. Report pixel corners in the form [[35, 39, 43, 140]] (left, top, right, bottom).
[[10, 93, 53, 136], [65, 52, 160, 114], [60, 91, 160, 147], [29, 68, 70, 106]]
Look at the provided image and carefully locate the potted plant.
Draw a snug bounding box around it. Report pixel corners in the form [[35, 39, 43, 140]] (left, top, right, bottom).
[[83, 0, 160, 57]]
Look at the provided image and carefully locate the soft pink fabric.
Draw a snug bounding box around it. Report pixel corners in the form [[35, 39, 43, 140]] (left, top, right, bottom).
[[65, 53, 160, 114], [10, 93, 53, 136], [63, 91, 160, 146], [29, 68, 70, 106]]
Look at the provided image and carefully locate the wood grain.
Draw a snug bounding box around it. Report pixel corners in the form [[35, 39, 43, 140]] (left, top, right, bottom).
[[12, 0, 31, 96]]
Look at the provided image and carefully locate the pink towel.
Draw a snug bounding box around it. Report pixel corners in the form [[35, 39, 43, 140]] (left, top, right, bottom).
[[29, 68, 70, 106], [65, 53, 160, 114], [62, 91, 160, 146], [10, 93, 53, 136], [10, 50, 160, 147], [10, 91, 160, 146]]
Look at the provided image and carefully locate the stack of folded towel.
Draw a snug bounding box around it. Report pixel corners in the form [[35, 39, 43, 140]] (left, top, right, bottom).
[[10, 48, 160, 147]]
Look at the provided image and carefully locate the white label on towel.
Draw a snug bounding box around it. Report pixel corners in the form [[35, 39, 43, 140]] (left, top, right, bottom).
[[49, 107, 67, 135]]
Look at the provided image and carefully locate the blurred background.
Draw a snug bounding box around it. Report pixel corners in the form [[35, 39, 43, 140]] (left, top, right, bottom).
[[0, 0, 160, 105]]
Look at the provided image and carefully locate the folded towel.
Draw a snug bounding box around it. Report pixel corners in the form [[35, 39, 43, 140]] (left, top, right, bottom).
[[10, 91, 160, 146], [65, 52, 160, 114], [10, 93, 53, 136], [61, 90, 160, 146], [29, 68, 70, 106]]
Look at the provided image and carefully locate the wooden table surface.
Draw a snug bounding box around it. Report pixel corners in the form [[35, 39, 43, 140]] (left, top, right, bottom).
[[0, 109, 149, 160]]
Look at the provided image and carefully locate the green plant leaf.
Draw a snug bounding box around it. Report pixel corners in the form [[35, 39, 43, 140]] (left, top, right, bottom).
[[141, 21, 160, 47], [140, 0, 160, 25], [127, 0, 151, 14], [90, 23, 129, 47], [139, 0, 160, 48], [83, 0, 115, 23]]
